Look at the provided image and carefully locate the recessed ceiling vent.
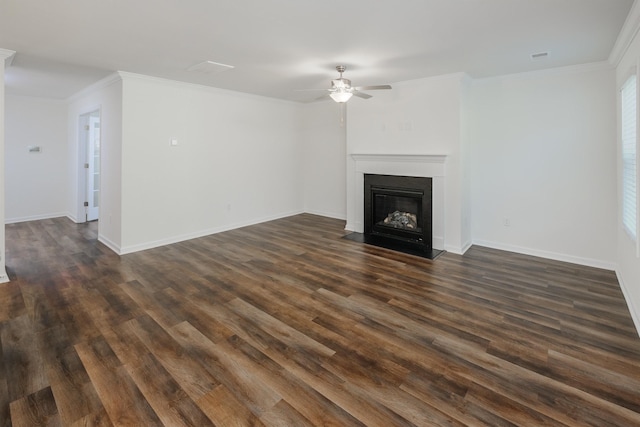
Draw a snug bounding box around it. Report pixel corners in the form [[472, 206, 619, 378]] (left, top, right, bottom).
[[530, 51, 549, 61], [187, 60, 234, 74]]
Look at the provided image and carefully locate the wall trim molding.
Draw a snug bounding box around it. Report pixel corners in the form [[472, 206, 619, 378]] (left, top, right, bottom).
[[472, 239, 617, 271], [473, 61, 612, 85], [118, 210, 304, 255], [304, 209, 347, 221], [5, 212, 68, 224], [117, 71, 298, 106], [351, 153, 447, 167], [609, 0, 640, 67], [616, 270, 640, 337], [0, 48, 16, 64], [98, 234, 122, 255], [392, 72, 469, 88], [66, 72, 122, 102]]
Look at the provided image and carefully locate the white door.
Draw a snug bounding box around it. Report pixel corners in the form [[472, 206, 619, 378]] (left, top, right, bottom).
[[83, 110, 100, 221]]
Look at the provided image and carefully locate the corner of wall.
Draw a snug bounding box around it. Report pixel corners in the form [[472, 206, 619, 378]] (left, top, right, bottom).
[[0, 48, 17, 284], [616, 269, 640, 337], [610, 0, 640, 67], [98, 234, 122, 256], [611, 0, 640, 339]]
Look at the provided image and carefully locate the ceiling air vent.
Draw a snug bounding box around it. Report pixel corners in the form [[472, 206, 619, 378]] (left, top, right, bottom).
[[187, 61, 234, 74], [530, 52, 549, 61]]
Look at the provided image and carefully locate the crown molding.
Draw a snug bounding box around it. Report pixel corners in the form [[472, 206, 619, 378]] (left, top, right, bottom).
[[66, 72, 122, 102], [0, 48, 16, 66], [609, 0, 640, 67], [116, 71, 299, 106], [472, 61, 612, 85]]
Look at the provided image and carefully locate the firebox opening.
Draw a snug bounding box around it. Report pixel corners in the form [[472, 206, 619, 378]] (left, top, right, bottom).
[[373, 191, 423, 236]]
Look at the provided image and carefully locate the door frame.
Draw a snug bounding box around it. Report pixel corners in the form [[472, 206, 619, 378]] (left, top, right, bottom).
[[77, 107, 101, 223]]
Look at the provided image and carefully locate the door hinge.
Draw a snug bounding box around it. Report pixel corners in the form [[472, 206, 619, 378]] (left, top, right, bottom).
[[84, 163, 89, 169], [84, 201, 89, 207], [85, 125, 90, 130]]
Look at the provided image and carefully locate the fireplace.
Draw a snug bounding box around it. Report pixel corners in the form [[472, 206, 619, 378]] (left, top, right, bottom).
[[364, 174, 432, 253], [346, 153, 446, 258]]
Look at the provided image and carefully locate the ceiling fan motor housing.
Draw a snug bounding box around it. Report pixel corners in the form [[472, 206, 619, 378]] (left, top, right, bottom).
[[332, 78, 351, 90]]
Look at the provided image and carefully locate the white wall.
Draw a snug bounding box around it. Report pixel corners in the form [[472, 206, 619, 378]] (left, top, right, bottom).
[[5, 95, 68, 222], [346, 73, 470, 253], [67, 74, 123, 251], [0, 49, 15, 283], [460, 77, 473, 252], [118, 73, 303, 253], [468, 64, 617, 269], [614, 3, 640, 333], [301, 101, 346, 219]]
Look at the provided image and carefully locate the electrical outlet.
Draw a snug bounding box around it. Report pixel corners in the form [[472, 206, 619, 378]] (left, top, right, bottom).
[[503, 218, 511, 227]]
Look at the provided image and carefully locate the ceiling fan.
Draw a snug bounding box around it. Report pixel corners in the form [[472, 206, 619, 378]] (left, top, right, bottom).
[[305, 65, 392, 103]]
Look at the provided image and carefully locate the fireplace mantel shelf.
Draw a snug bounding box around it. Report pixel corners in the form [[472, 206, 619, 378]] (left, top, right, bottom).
[[351, 153, 447, 163]]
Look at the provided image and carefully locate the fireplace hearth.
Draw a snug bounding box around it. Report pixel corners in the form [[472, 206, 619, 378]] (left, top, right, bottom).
[[344, 174, 443, 259]]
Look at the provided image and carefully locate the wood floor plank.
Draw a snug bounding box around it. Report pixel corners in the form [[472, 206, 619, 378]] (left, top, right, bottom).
[[197, 384, 266, 427], [0, 334, 10, 427], [74, 336, 161, 425], [125, 352, 215, 426], [39, 325, 105, 425], [259, 399, 315, 427], [1, 314, 49, 402], [8, 386, 60, 427], [433, 334, 640, 426], [67, 407, 112, 427], [127, 315, 221, 401], [3, 214, 640, 426], [168, 321, 282, 416], [0, 280, 26, 323], [225, 332, 366, 426]]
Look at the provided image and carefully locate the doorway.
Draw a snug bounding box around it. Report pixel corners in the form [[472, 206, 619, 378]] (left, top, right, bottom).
[[79, 109, 101, 222]]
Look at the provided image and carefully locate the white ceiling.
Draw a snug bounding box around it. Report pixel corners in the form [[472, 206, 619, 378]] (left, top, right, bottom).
[[0, 0, 634, 102]]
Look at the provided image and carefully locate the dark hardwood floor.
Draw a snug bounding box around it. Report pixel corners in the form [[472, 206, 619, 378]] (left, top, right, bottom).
[[2, 214, 640, 426]]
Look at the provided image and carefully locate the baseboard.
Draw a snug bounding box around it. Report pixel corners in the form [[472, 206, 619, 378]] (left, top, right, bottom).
[[615, 270, 640, 338], [444, 243, 471, 255], [67, 213, 81, 223], [472, 239, 617, 271], [98, 234, 122, 255], [5, 212, 68, 224], [345, 221, 362, 233], [118, 210, 304, 255], [460, 240, 473, 255], [303, 209, 346, 221]]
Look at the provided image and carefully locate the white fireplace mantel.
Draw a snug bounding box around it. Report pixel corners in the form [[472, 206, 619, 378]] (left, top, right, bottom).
[[347, 153, 447, 250], [351, 153, 447, 164]]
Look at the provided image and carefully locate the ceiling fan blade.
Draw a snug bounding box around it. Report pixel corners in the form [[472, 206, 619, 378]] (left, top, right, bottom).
[[295, 88, 329, 92], [352, 91, 372, 99], [354, 85, 392, 91], [314, 93, 331, 101]]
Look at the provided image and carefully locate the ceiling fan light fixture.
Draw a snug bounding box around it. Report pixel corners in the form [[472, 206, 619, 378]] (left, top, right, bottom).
[[330, 90, 353, 103], [332, 78, 351, 89]]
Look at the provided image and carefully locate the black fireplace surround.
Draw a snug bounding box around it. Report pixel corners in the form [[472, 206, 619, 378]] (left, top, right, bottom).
[[364, 174, 433, 253], [344, 173, 442, 259]]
